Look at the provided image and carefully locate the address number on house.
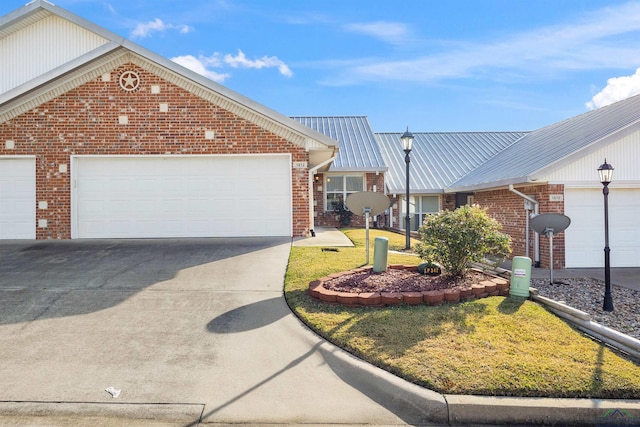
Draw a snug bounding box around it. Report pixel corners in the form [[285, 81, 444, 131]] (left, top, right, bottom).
[[293, 161, 308, 169]]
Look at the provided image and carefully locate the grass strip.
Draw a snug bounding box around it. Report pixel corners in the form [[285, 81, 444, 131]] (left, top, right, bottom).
[[284, 228, 640, 398]]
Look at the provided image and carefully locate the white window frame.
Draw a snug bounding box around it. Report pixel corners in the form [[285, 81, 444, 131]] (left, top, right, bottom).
[[325, 174, 365, 211], [401, 195, 440, 231]]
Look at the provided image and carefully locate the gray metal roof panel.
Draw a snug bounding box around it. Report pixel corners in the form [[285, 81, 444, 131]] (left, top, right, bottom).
[[448, 93, 640, 191], [376, 131, 527, 194], [291, 116, 387, 171]]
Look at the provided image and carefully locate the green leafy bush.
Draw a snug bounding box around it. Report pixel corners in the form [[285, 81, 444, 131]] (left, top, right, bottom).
[[336, 203, 353, 226], [415, 205, 511, 277]]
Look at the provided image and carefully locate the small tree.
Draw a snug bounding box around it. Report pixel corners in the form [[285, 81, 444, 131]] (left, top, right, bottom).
[[415, 205, 511, 277]]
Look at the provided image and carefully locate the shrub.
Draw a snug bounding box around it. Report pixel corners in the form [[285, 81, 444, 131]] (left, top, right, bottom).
[[336, 203, 353, 226], [415, 205, 511, 277]]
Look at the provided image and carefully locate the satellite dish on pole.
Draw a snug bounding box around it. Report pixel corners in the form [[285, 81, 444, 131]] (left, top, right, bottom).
[[530, 213, 571, 284], [346, 192, 391, 265], [346, 191, 391, 217]]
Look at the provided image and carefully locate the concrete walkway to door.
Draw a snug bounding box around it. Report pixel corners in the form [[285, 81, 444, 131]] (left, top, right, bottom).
[[0, 238, 445, 426]]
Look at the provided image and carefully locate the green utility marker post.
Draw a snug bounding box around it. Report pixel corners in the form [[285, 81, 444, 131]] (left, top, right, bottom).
[[373, 237, 389, 272], [510, 256, 532, 297]]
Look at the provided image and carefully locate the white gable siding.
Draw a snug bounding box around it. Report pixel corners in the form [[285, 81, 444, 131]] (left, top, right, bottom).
[[0, 14, 108, 95], [540, 130, 640, 186]]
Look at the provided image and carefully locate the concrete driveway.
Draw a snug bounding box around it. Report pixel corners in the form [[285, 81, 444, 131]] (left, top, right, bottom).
[[0, 239, 444, 426]]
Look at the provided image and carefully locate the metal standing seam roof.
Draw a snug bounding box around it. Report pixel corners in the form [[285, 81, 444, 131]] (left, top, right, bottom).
[[290, 116, 387, 171], [448, 93, 640, 192], [376, 131, 528, 194]]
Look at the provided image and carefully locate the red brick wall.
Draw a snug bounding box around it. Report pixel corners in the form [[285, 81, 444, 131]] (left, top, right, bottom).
[[313, 172, 387, 228], [474, 184, 566, 269], [0, 64, 310, 239], [442, 194, 456, 211]]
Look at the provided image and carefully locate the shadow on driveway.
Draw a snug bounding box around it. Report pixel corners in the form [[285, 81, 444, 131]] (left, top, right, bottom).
[[0, 237, 290, 325], [206, 296, 290, 334]]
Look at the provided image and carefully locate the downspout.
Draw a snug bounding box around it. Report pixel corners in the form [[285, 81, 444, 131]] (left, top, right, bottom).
[[308, 154, 337, 236], [509, 185, 540, 267]]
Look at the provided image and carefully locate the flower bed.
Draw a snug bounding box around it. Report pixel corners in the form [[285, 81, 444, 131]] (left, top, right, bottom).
[[309, 265, 510, 307]]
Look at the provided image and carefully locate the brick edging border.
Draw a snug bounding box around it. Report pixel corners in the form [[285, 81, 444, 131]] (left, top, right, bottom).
[[309, 265, 511, 307]]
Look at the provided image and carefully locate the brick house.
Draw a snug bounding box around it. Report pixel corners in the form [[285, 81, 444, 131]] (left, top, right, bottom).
[[2, 2, 640, 270], [445, 97, 640, 269], [374, 96, 640, 269], [290, 117, 388, 229], [0, 1, 337, 240]]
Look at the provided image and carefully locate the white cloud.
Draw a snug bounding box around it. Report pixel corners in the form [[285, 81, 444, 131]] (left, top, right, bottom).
[[171, 55, 230, 83], [171, 50, 293, 82], [131, 18, 193, 38], [223, 50, 293, 77], [344, 21, 411, 45], [586, 68, 640, 109], [326, 2, 640, 85]]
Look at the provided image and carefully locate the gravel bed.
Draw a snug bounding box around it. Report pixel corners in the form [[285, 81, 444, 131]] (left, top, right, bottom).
[[531, 277, 640, 340]]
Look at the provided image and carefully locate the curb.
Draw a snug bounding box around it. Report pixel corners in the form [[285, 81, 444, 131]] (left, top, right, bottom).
[[0, 402, 204, 425], [531, 290, 640, 360], [307, 326, 640, 426], [289, 301, 640, 426], [446, 395, 640, 426]]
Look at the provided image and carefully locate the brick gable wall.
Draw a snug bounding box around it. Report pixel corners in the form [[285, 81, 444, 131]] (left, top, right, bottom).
[[0, 64, 309, 239], [474, 184, 566, 269]]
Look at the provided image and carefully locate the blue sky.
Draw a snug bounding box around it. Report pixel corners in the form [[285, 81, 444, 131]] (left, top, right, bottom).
[[4, 0, 640, 132]]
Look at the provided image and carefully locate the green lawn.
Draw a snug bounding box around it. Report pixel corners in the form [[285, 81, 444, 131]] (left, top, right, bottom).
[[284, 228, 640, 398]]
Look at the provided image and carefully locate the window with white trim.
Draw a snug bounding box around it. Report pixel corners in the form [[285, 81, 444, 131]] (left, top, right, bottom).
[[325, 174, 364, 211], [402, 195, 440, 231]]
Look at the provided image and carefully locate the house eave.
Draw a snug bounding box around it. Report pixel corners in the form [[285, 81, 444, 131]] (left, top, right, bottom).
[[445, 177, 539, 193], [325, 167, 388, 173]]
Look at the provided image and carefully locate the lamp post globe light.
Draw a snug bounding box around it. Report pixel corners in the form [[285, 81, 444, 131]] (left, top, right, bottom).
[[401, 128, 414, 250], [598, 159, 614, 312]]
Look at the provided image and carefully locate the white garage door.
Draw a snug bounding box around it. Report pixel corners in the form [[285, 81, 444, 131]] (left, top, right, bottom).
[[565, 188, 640, 268], [74, 155, 292, 238], [0, 158, 36, 239]]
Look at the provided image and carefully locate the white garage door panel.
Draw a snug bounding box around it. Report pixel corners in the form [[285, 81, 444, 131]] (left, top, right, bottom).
[[0, 158, 35, 239], [75, 156, 291, 238], [565, 188, 640, 267]]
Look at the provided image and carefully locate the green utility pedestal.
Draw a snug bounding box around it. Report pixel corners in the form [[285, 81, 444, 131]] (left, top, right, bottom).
[[510, 256, 532, 297], [373, 237, 389, 272]]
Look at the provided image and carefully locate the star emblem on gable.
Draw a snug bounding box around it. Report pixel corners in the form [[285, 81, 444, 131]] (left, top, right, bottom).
[[119, 71, 141, 92]]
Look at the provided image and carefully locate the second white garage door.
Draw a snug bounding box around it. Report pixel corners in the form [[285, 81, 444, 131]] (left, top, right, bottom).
[[565, 188, 640, 268], [73, 155, 292, 238]]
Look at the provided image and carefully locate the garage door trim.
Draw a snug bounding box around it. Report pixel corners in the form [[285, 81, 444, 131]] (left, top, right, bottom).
[[70, 154, 292, 239]]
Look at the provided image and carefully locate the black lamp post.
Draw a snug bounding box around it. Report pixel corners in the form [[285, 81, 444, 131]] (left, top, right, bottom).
[[401, 128, 414, 250], [598, 159, 614, 312]]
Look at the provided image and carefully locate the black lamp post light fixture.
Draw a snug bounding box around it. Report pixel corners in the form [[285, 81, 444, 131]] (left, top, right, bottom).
[[401, 127, 414, 250], [598, 158, 614, 312]]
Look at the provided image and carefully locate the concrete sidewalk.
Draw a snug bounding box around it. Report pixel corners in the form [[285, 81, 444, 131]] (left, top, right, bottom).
[[292, 226, 355, 247]]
